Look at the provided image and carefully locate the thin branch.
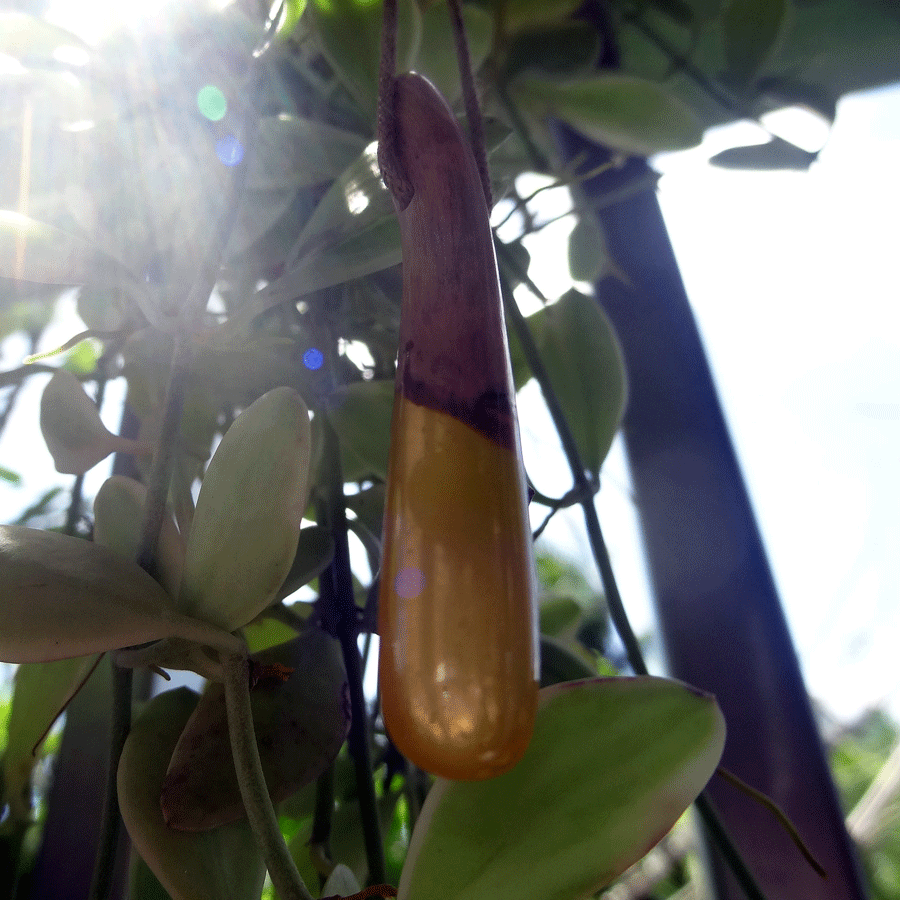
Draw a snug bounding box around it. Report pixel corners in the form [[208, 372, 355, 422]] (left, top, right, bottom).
[[448, 0, 492, 208], [223, 653, 314, 900], [321, 415, 387, 884], [496, 240, 771, 900], [495, 241, 647, 676]]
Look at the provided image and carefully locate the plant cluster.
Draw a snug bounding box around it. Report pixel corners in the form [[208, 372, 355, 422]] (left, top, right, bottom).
[[0, 0, 889, 899]]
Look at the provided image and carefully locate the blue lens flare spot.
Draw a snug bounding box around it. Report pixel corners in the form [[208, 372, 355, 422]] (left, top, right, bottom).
[[395, 567, 426, 599], [303, 347, 324, 370], [197, 85, 227, 121], [215, 135, 244, 166]]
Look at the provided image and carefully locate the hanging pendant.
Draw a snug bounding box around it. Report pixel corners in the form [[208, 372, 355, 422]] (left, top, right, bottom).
[[378, 73, 539, 781]]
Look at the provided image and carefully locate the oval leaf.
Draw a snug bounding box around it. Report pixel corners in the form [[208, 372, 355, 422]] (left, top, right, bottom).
[[2, 654, 101, 821], [398, 676, 725, 900], [277, 525, 336, 601], [567, 214, 609, 283], [179, 387, 312, 631], [513, 75, 703, 156], [161, 630, 350, 830], [118, 687, 266, 900], [531, 289, 627, 476], [722, 0, 786, 87], [0, 525, 229, 663], [309, 0, 420, 118], [319, 380, 395, 482], [709, 136, 819, 170], [93, 475, 184, 596], [250, 115, 366, 190]]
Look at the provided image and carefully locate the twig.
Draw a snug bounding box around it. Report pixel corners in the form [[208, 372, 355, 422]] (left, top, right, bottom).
[[223, 653, 314, 900], [448, 0, 492, 208], [321, 415, 387, 884], [495, 242, 648, 676]]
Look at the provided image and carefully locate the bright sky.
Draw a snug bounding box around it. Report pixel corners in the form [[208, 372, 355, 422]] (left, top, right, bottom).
[[517, 81, 900, 727]]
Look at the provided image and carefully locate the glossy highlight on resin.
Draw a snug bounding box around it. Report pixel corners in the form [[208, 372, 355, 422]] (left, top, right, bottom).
[[379, 398, 538, 779], [378, 73, 538, 780]]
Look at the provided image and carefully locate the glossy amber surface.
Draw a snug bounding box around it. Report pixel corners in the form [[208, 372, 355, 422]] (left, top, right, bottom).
[[378, 397, 538, 780]]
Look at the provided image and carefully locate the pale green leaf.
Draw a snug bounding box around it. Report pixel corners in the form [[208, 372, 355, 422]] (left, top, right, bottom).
[[319, 380, 395, 483], [2, 654, 101, 821], [0, 210, 140, 287], [513, 75, 703, 156], [529, 289, 627, 475], [0, 525, 236, 663], [250, 115, 366, 190], [415, 2, 494, 103], [118, 687, 267, 900], [567, 215, 609, 283], [308, 0, 420, 118], [398, 677, 725, 900], [179, 388, 313, 631]]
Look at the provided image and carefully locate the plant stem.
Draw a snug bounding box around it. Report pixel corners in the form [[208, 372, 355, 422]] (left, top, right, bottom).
[[223, 653, 314, 900], [495, 244, 647, 675], [88, 667, 132, 900], [311, 763, 336, 885], [321, 416, 387, 884], [496, 240, 771, 900], [694, 794, 768, 900]]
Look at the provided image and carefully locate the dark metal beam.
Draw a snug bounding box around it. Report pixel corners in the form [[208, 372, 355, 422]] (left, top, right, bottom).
[[553, 129, 868, 899]]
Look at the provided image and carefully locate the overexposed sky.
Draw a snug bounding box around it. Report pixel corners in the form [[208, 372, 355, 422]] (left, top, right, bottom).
[[519, 81, 900, 725]]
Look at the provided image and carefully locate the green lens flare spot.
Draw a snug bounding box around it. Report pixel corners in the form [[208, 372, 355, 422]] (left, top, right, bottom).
[[197, 85, 227, 122]]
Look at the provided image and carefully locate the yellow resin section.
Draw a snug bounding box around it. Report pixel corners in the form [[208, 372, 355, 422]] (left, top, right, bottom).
[[378, 397, 539, 780]]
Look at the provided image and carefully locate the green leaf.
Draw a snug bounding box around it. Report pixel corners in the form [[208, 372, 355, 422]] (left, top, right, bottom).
[[398, 677, 725, 900], [161, 630, 349, 830], [538, 596, 582, 637], [118, 687, 267, 900], [0, 210, 141, 287], [249, 115, 366, 190], [308, 0, 420, 118], [722, 0, 787, 87], [289, 142, 392, 266], [228, 189, 298, 256], [498, 0, 583, 32], [513, 75, 703, 156], [709, 136, 819, 170], [530, 289, 627, 476], [319, 380, 395, 483], [415, 2, 494, 103], [278, 526, 336, 601], [39, 370, 150, 474], [93, 475, 184, 597], [0, 525, 234, 664], [345, 484, 386, 538], [539, 634, 597, 687], [179, 388, 313, 631], [504, 22, 602, 80], [0, 465, 21, 485], [567, 214, 609, 283], [2, 654, 101, 821]]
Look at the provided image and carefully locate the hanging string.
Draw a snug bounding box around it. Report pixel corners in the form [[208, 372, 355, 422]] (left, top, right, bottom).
[[378, 0, 492, 211], [377, 0, 414, 208], [447, 0, 493, 210]]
